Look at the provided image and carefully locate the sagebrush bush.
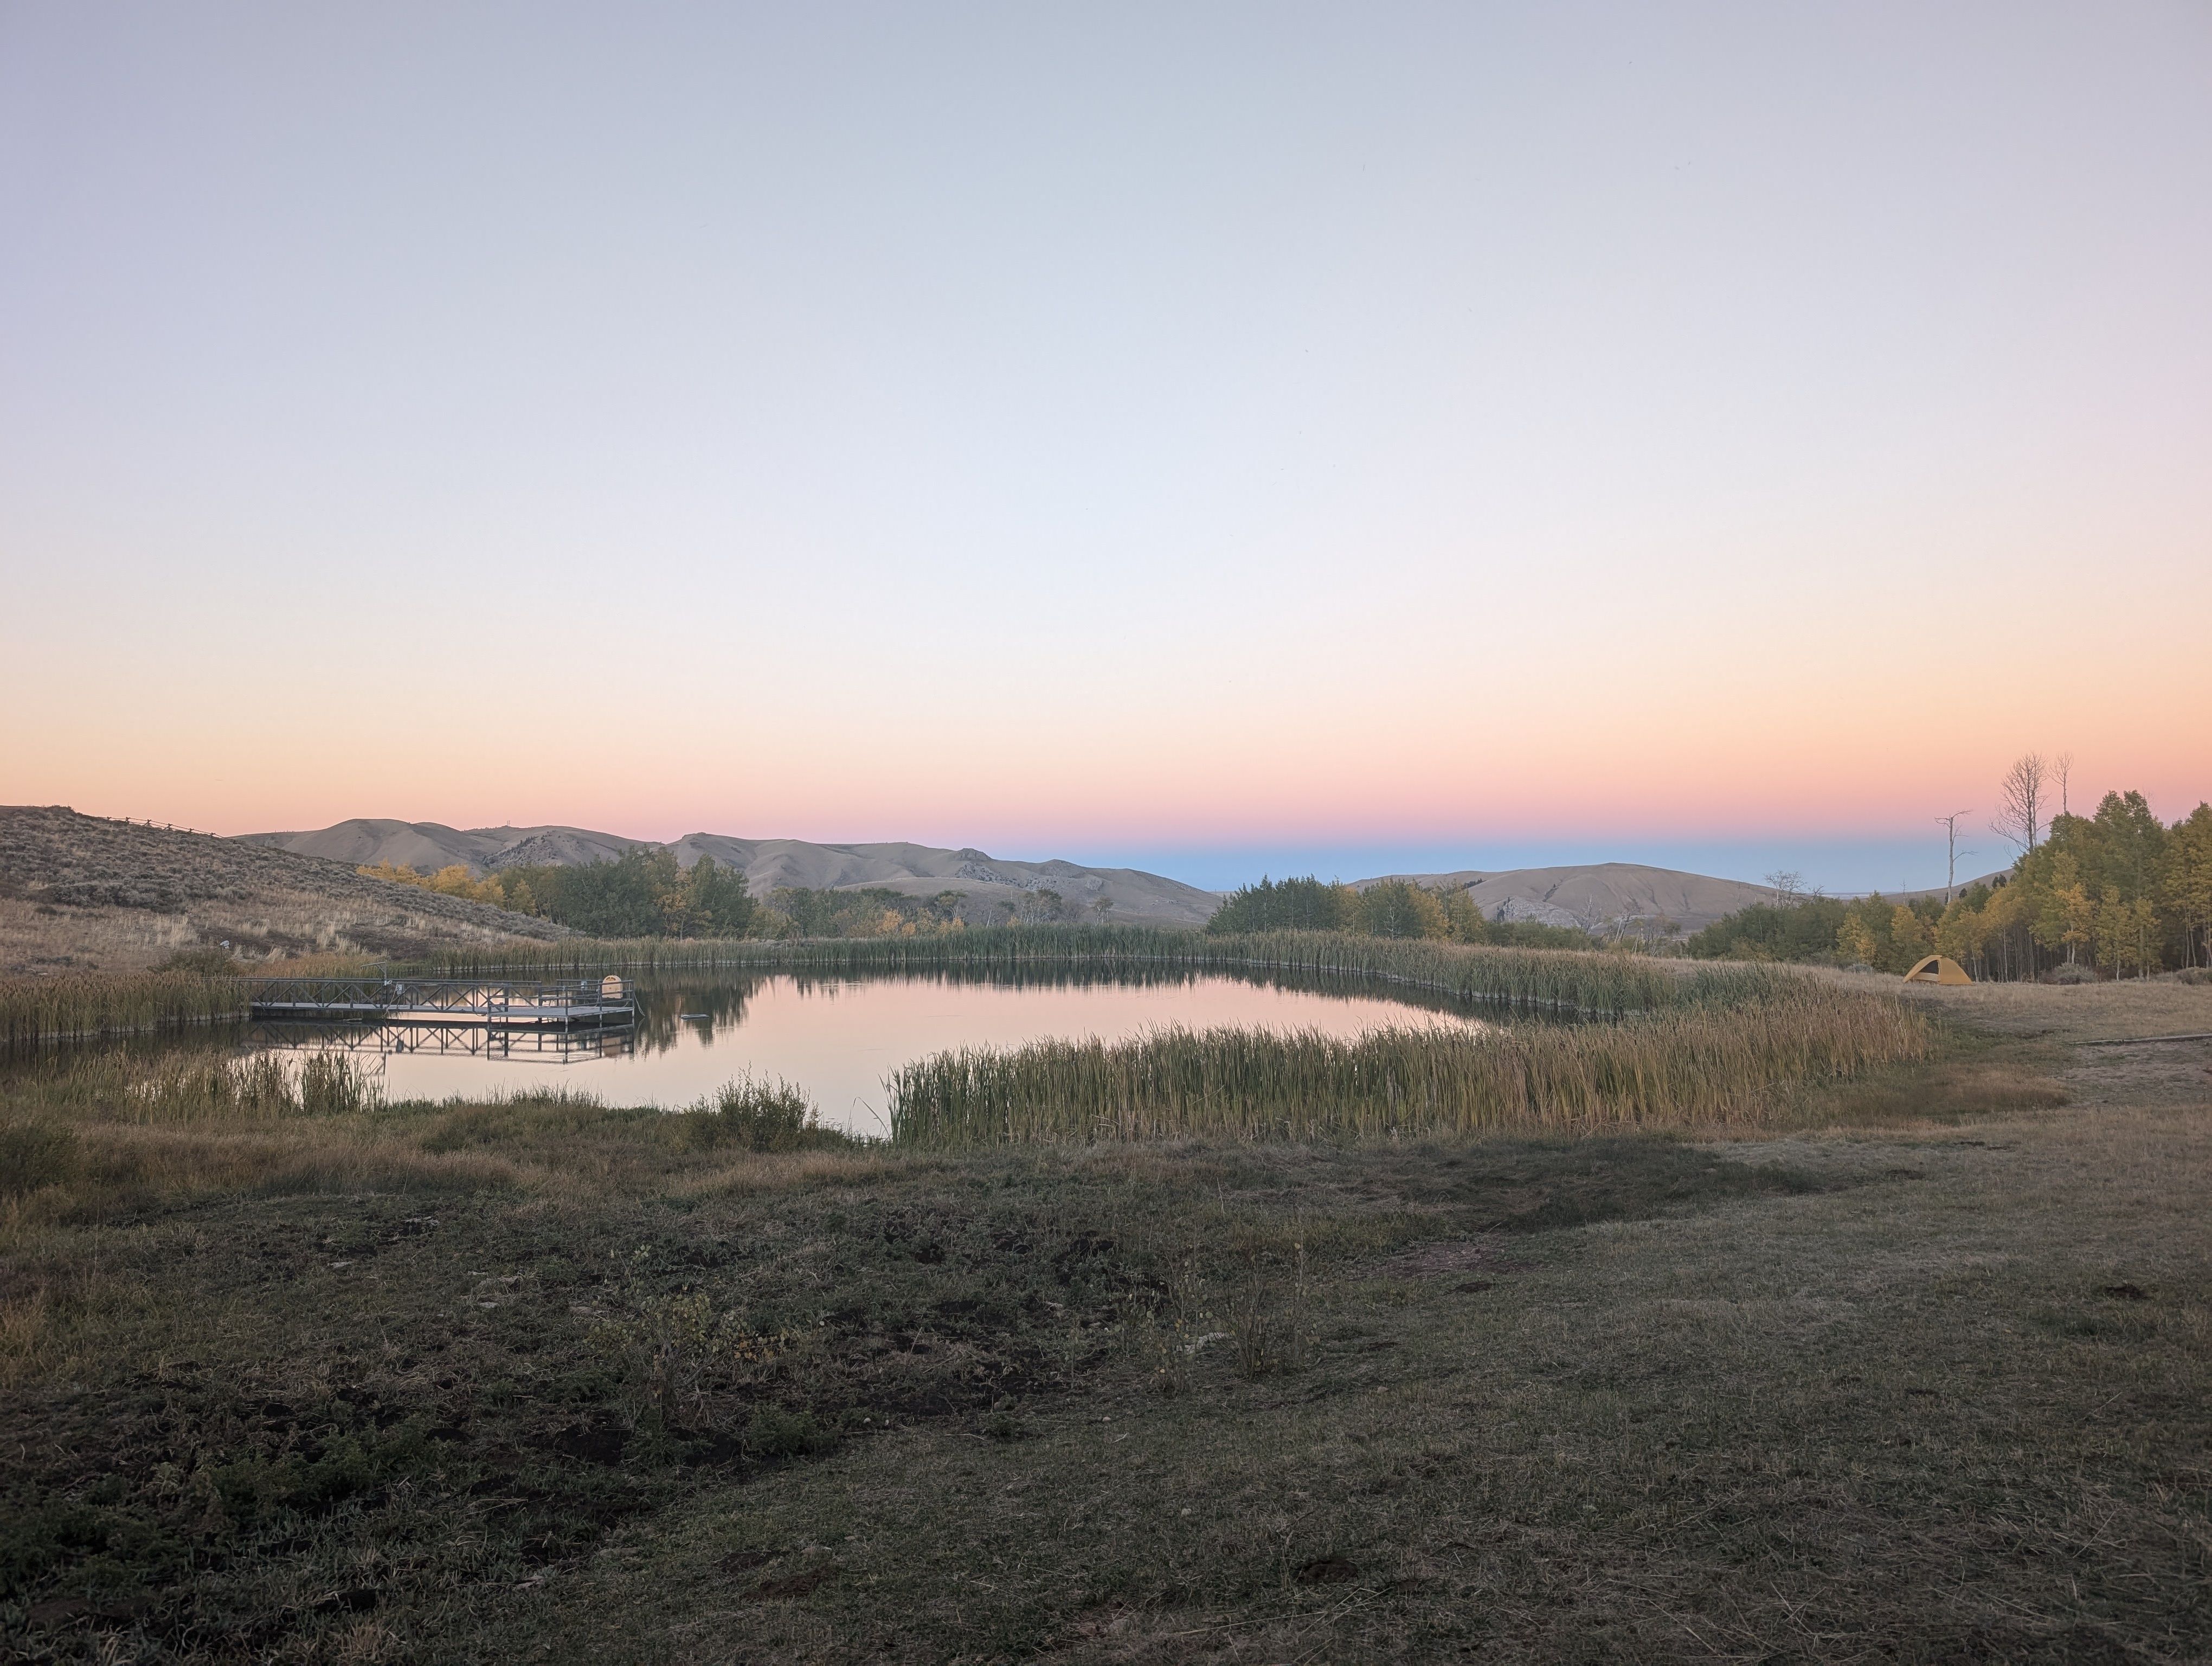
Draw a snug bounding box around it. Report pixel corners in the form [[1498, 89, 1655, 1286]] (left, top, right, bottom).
[[152, 946, 243, 976]]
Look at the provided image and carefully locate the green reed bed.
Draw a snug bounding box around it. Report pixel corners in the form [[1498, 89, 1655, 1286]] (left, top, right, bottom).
[[423, 927, 1692, 1017], [0, 970, 248, 1054], [886, 981, 1930, 1146]]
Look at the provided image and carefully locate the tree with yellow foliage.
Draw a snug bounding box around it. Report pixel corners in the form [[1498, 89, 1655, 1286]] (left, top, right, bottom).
[[1889, 904, 1931, 962], [2029, 852, 2094, 966], [2096, 893, 2158, 978], [359, 860, 507, 907], [1933, 896, 1982, 970], [1354, 880, 1447, 939], [2167, 804, 2212, 968]]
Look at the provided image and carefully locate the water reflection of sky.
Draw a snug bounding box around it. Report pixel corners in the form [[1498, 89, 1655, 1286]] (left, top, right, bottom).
[[317, 973, 1484, 1136]]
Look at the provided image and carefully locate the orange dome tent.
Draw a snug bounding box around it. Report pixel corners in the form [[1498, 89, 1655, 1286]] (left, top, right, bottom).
[[1902, 954, 1971, 985]]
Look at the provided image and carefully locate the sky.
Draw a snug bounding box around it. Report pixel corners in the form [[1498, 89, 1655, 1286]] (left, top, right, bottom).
[[3, 3, 2207, 894]]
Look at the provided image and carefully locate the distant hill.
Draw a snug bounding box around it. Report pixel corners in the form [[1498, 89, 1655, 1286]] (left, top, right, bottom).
[[233, 817, 1996, 941], [1354, 863, 1783, 934], [240, 818, 644, 875], [245, 819, 1224, 927], [0, 806, 564, 973], [1355, 863, 2012, 934]]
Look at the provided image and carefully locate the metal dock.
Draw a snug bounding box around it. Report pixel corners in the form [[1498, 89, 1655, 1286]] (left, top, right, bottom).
[[247, 975, 637, 1031]]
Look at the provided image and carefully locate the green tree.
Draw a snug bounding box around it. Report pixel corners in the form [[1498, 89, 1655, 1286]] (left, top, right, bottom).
[[684, 855, 757, 937], [2096, 893, 2157, 979], [2086, 791, 2168, 914], [1354, 880, 1443, 939], [1685, 897, 1850, 962], [1205, 877, 1357, 934]]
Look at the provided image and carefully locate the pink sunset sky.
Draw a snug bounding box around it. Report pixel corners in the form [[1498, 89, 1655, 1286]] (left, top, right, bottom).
[[3, 5, 2206, 892]]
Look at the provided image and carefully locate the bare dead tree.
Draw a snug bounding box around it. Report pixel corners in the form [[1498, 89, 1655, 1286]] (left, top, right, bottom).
[[1764, 870, 1803, 905], [1992, 754, 2048, 855], [2055, 752, 2074, 820], [1935, 810, 1972, 904]]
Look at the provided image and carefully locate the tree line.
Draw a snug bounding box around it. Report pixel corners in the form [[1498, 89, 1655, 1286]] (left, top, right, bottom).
[[369, 854, 1607, 947], [1203, 876, 1599, 948], [361, 851, 1101, 940], [363, 850, 760, 938], [1687, 787, 2212, 978]]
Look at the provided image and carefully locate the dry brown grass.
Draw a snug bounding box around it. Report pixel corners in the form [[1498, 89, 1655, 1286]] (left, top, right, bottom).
[[0, 891, 560, 976], [1787, 1055, 2073, 1129], [3, 991, 2207, 1662], [0, 898, 207, 974], [0, 1049, 880, 1260], [480, 1090, 2212, 1664], [0, 1119, 523, 1251], [890, 982, 1931, 1145], [1809, 962, 2212, 1043], [0, 805, 563, 975]]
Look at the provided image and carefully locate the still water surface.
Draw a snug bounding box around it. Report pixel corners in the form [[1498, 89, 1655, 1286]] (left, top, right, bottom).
[[275, 971, 1480, 1135]]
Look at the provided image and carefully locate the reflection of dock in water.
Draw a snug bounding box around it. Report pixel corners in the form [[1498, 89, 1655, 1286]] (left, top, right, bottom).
[[246, 976, 636, 1060]]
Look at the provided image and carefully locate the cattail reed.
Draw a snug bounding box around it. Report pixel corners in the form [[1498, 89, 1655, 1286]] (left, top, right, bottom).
[[1, 972, 249, 1056], [419, 928, 1705, 1017], [886, 983, 1928, 1146]]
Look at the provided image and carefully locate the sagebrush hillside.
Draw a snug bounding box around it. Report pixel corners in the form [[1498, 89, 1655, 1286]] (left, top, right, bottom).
[[248, 817, 1225, 926], [0, 806, 565, 974]]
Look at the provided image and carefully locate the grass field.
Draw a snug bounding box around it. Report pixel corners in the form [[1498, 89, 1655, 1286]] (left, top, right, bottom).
[[2, 978, 2208, 1662]]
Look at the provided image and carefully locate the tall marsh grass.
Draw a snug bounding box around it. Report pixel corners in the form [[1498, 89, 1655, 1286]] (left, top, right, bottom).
[[423, 928, 1699, 1016], [1, 971, 248, 1054], [5, 1048, 383, 1124], [4, 930, 1744, 1053], [886, 984, 1929, 1146]]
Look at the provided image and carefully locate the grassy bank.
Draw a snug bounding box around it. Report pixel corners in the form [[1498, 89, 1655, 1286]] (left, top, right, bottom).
[[888, 982, 1930, 1145], [4, 999, 2207, 1662]]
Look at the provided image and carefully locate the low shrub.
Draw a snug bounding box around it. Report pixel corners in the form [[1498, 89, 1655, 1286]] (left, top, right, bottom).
[[0, 1121, 79, 1196], [151, 946, 243, 976], [677, 1074, 850, 1152], [746, 1404, 838, 1458]]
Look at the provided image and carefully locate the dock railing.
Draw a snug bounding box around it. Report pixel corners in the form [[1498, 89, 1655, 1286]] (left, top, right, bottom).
[[248, 975, 635, 1029]]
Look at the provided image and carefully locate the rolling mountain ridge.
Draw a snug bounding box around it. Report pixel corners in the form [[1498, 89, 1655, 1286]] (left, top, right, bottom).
[[244, 819, 1223, 927], [243, 819, 1980, 935]]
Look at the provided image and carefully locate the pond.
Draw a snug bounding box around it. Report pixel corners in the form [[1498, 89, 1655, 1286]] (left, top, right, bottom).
[[252, 969, 1487, 1135]]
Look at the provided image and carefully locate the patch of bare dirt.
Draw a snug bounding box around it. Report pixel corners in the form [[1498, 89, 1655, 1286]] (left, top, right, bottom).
[[1388, 1236, 1538, 1278]]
